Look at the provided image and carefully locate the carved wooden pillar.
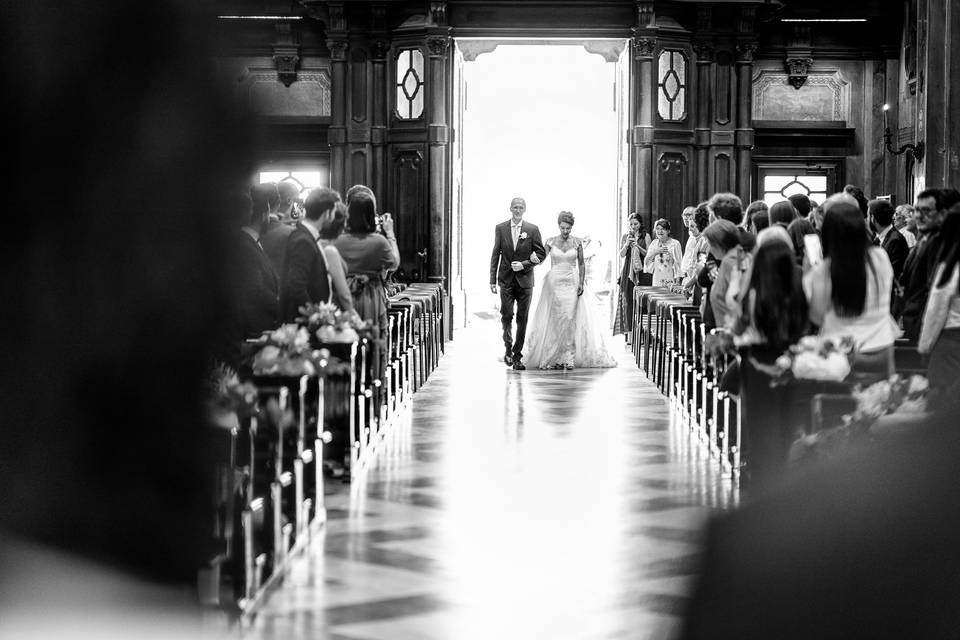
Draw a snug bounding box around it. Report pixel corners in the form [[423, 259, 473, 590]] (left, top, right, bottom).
[[693, 42, 713, 202], [426, 34, 450, 282], [632, 36, 656, 223], [734, 42, 756, 201], [370, 39, 389, 200]]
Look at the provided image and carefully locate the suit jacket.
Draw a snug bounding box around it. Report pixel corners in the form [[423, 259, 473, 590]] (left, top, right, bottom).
[[880, 226, 909, 280], [261, 219, 295, 276], [220, 231, 280, 366], [489, 220, 546, 289], [899, 229, 943, 339], [281, 222, 330, 322]]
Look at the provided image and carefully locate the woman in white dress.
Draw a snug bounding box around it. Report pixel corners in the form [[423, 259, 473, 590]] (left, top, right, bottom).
[[524, 212, 617, 369], [644, 218, 684, 286]]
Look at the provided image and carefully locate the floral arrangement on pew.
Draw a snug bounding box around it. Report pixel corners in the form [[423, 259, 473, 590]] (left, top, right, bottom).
[[204, 362, 259, 430], [251, 324, 349, 377], [788, 374, 930, 466], [295, 302, 378, 345], [750, 335, 855, 387]]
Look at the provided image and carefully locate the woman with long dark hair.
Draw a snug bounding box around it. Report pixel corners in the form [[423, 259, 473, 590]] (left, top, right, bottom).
[[737, 231, 811, 487], [613, 212, 652, 341], [803, 202, 898, 377], [786, 217, 816, 266], [918, 206, 960, 411]]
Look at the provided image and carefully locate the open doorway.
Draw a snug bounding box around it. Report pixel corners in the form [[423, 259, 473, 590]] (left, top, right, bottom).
[[451, 40, 630, 329]]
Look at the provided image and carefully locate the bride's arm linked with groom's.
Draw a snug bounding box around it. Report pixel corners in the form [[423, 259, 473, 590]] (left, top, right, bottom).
[[489, 221, 547, 294]]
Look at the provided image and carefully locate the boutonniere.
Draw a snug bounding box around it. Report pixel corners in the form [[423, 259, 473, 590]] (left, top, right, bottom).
[[519, 231, 528, 240]]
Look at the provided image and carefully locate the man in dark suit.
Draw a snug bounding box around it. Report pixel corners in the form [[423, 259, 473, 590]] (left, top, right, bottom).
[[281, 186, 341, 322], [869, 198, 909, 280], [489, 197, 546, 370], [900, 188, 947, 341]]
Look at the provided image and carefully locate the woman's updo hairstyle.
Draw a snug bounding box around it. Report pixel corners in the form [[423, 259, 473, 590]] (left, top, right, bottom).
[[558, 211, 575, 226], [654, 218, 670, 232]]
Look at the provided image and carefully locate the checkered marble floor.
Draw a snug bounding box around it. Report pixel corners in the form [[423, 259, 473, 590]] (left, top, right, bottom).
[[245, 320, 738, 640]]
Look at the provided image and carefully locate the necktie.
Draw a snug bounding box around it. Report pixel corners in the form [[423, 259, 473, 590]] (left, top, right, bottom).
[[512, 225, 520, 249]]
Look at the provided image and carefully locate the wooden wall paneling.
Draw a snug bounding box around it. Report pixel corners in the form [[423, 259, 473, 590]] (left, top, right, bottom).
[[390, 147, 427, 277], [693, 43, 713, 202], [656, 150, 689, 233], [632, 36, 657, 227], [713, 152, 732, 194], [351, 48, 368, 124], [714, 50, 734, 127]]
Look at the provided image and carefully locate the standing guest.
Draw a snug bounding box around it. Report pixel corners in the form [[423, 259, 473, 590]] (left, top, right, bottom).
[[318, 202, 353, 312], [788, 193, 812, 221], [900, 188, 948, 341], [708, 192, 756, 251], [644, 218, 683, 286], [745, 200, 769, 228], [251, 182, 280, 223], [262, 183, 297, 275], [282, 187, 341, 321], [786, 217, 816, 266], [702, 219, 744, 330], [681, 205, 696, 234], [681, 207, 710, 290], [894, 204, 918, 248], [614, 212, 651, 340], [276, 181, 301, 221], [844, 184, 869, 217], [336, 190, 401, 341], [804, 203, 899, 377], [918, 205, 960, 412], [769, 200, 798, 228], [750, 210, 770, 235], [808, 202, 824, 232], [869, 199, 909, 280]]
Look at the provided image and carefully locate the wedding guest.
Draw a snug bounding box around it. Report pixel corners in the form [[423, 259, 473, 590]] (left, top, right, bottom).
[[644, 218, 683, 286], [276, 181, 300, 221], [844, 183, 869, 217], [900, 188, 947, 341], [750, 210, 770, 235], [334, 189, 400, 335], [251, 182, 280, 223], [703, 219, 744, 329], [918, 205, 960, 412], [681, 208, 710, 292], [894, 204, 918, 248], [786, 217, 816, 266], [708, 192, 756, 251], [318, 202, 354, 312], [262, 183, 297, 275], [808, 202, 824, 232], [869, 199, 909, 280], [735, 230, 810, 487], [681, 205, 696, 234], [788, 193, 811, 220], [281, 186, 341, 321], [614, 212, 651, 340], [804, 202, 898, 377], [745, 200, 768, 230], [769, 200, 798, 228]]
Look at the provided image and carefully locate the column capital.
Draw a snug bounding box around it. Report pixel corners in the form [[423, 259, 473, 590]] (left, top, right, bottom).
[[327, 39, 349, 61], [426, 35, 451, 57], [370, 39, 390, 61], [632, 36, 657, 60], [693, 41, 714, 63], [735, 42, 757, 64]]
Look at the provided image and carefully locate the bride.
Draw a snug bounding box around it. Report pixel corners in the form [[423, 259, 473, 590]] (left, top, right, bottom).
[[523, 211, 617, 369]]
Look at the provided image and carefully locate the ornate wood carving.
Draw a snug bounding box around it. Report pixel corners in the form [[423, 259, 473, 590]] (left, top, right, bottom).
[[657, 152, 688, 229], [427, 37, 451, 57], [327, 40, 348, 61], [241, 67, 331, 117], [636, 1, 655, 29], [371, 40, 390, 60], [714, 153, 731, 193], [735, 42, 757, 64], [633, 37, 656, 60], [430, 1, 448, 26], [327, 2, 347, 32], [272, 22, 300, 87], [753, 69, 850, 121]]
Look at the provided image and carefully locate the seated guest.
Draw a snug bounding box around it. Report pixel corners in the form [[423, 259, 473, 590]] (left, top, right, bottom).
[[281, 187, 342, 321], [786, 217, 816, 267], [769, 200, 798, 228], [918, 205, 960, 412], [318, 202, 353, 312], [869, 199, 909, 280], [644, 218, 683, 286], [702, 219, 744, 330], [804, 202, 899, 377], [894, 204, 918, 248], [735, 230, 810, 487], [334, 189, 400, 334], [900, 188, 947, 341]]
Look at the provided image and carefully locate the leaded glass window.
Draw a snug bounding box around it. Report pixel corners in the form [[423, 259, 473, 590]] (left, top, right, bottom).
[[259, 170, 324, 199], [762, 175, 828, 208], [658, 50, 687, 121], [396, 49, 425, 120]]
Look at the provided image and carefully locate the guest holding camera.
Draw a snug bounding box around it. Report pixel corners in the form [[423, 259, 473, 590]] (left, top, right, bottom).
[[613, 212, 651, 340]]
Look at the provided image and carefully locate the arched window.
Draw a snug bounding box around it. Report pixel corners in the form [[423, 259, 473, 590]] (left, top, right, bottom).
[[657, 50, 687, 122], [396, 48, 425, 120]]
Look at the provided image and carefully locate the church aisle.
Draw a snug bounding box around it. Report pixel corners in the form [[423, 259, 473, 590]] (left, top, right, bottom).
[[246, 321, 737, 640]]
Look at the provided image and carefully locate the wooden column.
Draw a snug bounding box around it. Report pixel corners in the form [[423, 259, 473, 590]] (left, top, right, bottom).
[[693, 42, 713, 203], [734, 42, 756, 201], [426, 34, 450, 282], [632, 36, 656, 224], [370, 39, 389, 200], [327, 39, 349, 194]]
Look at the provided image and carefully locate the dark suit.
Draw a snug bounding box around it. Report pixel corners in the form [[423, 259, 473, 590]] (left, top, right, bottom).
[[220, 230, 280, 367], [261, 219, 295, 276], [489, 219, 546, 359], [899, 229, 943, 341], [880, 226, 909, 280], [281, 222, 330, 322]]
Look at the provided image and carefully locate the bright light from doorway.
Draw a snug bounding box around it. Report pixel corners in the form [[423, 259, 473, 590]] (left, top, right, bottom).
[[460, 43, 623, 321]]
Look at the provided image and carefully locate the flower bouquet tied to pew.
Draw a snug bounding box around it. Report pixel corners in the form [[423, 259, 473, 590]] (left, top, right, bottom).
[[753, 335, 855, 386], [251, 324, 342, 377], [296, 302, 377, 345]]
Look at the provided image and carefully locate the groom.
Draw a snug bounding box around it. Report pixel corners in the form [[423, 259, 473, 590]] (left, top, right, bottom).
[[490, 197, 546, 370]]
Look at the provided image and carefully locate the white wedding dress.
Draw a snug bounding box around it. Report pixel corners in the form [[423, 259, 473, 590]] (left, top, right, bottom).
[[523, 237, 617, 369]]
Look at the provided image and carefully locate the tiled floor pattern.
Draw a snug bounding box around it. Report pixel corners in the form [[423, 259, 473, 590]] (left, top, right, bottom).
[[246, 320, 737, 640]]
